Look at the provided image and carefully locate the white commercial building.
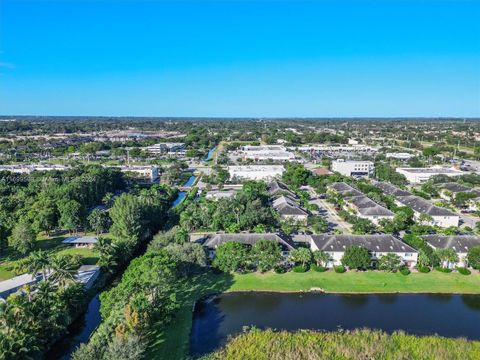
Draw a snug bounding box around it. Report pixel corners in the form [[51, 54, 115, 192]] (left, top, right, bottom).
[[240, 145, 295, 162], [386, 153, 414, 160], [228, 165, 285, 181], [396, 167, 464, 184], [331, 159, 374, 178], [0, 164, 71, 173], [144, 142, 185, 154], [116, 165, 160, 182], [309, 234, 418, 269]]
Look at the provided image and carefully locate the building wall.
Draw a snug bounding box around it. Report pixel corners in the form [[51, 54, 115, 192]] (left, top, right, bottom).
[[310, 242, 418, 268], [331, 160, 374, 177]]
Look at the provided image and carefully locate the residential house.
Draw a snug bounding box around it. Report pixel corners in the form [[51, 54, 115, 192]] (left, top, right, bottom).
[[373, 182, 459, 228], [202, 233, 295, 258], [62, 236, 99, 248], [267, 181, 297, 198], [0, 274, 41, 299], [309, 234, 418, 268], [76, 265, 101, 289], [272, 195, 308, 223], [423, 235, 480, 268], [438, 183, 480, 211]]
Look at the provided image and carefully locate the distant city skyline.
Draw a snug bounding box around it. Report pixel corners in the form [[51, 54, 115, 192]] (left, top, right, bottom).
[[1, 0, 479, 117]]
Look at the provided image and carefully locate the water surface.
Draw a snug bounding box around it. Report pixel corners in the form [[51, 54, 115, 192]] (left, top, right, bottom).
[[190, 292, 480, 357]]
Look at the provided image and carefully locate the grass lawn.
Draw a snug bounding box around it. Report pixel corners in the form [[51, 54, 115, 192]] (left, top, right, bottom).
[[146, 270, 480, 359], [229, 270, 480, 294], [0, 267, 14, 281], [146, 272, 233, 360], [0, 232, 106, 280], [55, 247, 99, 265]]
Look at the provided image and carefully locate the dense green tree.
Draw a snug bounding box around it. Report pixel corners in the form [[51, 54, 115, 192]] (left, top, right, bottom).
[[251, 240, 282, 272], [312, 250, 330, 267], [10, 220, 36, 255], [341, 246, 370, 270], [23, 250, 51, 281], [378, 253, 402, 272], [103, 335, 147, 360], [467, 246, 480, 269], [28, 197, 57, 235], [212, 241, 249, 273], [309, 216, 328, 234], [58, 199, 84, 234], [417, 249, 432, 268], [352, 218, 376, 235], [454, 192, 477, 208], [434, 248, 459, 268], [289, 247, 312, 268], [282, 164, 312, 188], [95, 237, 119, 270], [109, 193, 143, 244], [88, 208, 111, 235], [164, 242, 207, 275]]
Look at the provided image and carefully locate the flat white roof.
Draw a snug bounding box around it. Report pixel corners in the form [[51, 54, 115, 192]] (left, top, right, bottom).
[[0, 274, 37, 293]]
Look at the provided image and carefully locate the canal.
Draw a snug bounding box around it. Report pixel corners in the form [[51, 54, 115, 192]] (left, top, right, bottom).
[[190, 292, 480, 357]]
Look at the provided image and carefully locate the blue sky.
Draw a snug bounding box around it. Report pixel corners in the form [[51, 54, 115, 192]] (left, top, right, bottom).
[[1, 0, 479, 117]]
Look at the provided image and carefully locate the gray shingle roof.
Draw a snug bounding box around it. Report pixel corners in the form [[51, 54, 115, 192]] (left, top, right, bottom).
[[62, 236, 98, 245], [203, 233, 295, 250], [373, 182, 457, 217], [310, 234, 417, 253], [272, 195, 299, 208], [275, 204, 308, 216], [439, 183, 480, 196], [268, 181, 296, 197], [395, 195, 456, 216], [330, 182, 363, 197], [423, 235, 480, 253]]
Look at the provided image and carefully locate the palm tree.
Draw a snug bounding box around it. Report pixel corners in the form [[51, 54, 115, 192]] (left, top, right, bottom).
[[49, 256, 78, 288], [313, 250, 330, 267], [24, 250, 51, 281], [95, 237, 118, 270]]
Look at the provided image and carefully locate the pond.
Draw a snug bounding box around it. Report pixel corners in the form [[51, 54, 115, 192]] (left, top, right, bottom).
[[190, 292, 480, 357], [204, 147, 216, 161], [46, 295, 101, 359], [171, 192, 187, 208], [183, 175, 197, 187]]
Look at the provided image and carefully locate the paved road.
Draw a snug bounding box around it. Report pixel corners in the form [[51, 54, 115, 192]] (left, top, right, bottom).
[[309, 198, 352, 233]]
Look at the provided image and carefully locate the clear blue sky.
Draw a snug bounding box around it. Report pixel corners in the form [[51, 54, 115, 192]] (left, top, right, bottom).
[[1, 0, 479, 117]]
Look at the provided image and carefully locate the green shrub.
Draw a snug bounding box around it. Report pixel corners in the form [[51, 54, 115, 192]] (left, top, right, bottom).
[[434, 266, 452, 273], [293, 265, 308, 273], [400, 267, 411, 276], [456, 267, 471, 275], [334, 265, 345, 273], [273, 264, 287, 274], [418, 266, 430, 273], [311, 264, 327, 272], [208, 328, 480, 360]]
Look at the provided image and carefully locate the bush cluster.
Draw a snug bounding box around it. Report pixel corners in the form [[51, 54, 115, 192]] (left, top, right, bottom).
[[456, 267, 471, 275]]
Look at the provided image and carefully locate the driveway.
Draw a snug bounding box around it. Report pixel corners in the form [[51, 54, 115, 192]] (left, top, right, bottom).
[[309, 198, 352, 233]]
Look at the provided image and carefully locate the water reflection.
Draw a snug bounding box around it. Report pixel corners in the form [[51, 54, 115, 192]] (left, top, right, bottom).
[[190, 292, 480, 357]]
